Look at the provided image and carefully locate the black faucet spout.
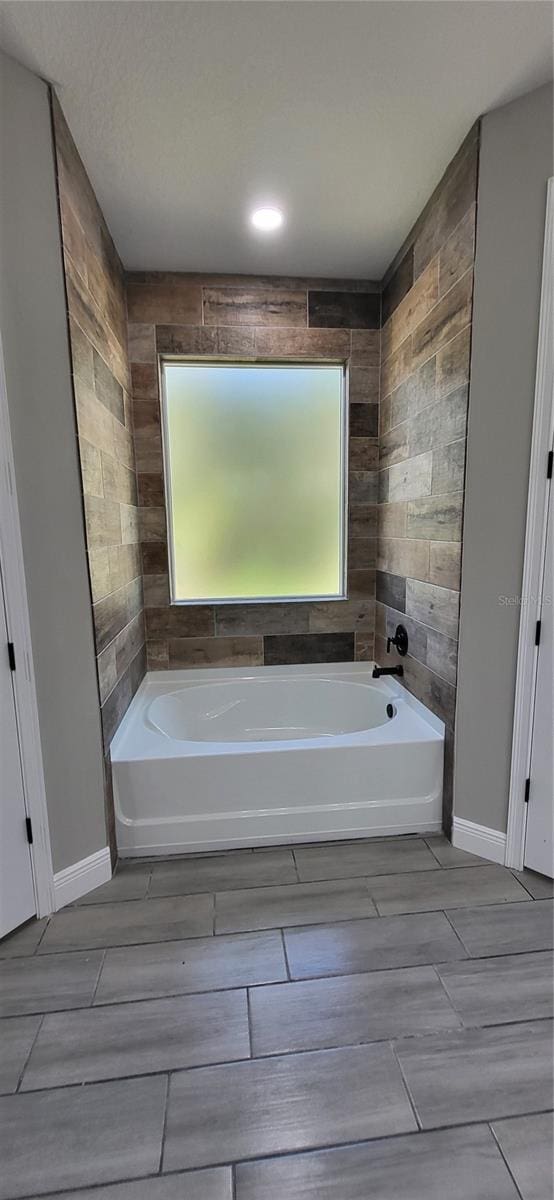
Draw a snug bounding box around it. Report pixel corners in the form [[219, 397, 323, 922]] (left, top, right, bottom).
[[372, 664, 404, 678]]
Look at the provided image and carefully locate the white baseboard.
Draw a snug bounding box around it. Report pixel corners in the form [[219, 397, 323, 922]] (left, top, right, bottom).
[[452, 817, 507, 865], [54, 847, 112, 909]]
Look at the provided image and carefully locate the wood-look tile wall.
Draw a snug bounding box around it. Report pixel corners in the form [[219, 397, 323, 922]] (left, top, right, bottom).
[[51, 97, 145, 837], [125, 275, 380, 670], [377, 125, 480, 827]]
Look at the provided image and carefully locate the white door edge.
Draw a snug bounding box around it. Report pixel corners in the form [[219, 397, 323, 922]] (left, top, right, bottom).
[[506, 178, 554, 871], [0, 328, 55, 918]]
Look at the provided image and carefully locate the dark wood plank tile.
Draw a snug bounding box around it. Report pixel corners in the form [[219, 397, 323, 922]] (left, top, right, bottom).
[[204, 287, 306, 327], [375, 571, 406, 612], [349, 403, 378, 437], [263, 632, 354, 665], [308, 291, 380, 329]]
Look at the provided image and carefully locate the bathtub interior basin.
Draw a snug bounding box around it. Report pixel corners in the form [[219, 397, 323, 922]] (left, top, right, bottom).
[[147, 677, 393, 742]]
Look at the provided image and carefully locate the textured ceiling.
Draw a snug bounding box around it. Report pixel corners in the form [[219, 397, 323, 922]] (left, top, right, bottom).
[[0, 1, 551, 277]]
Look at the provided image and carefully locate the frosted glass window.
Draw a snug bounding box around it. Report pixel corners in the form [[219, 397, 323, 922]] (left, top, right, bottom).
[[162, 362, 346, 603]]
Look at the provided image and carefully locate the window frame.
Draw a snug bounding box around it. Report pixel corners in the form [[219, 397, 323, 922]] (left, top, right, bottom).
[[159, 357, 349, 606]]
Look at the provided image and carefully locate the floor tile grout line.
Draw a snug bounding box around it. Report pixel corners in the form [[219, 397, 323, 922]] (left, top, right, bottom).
[[9, 1015, 554, 1097], [10, 1109, 554, 1200], [290, 846, 301, 882], [8, 870, 536, 956], [157, 1072, 171, 1176], [2, 940, 553, 1020], [29, 888, 536, 953], [488, 1120, 526, 1200], [245, 987, 254, 1059], [44, 855, 525, 912], [429, 961, 465, 1026], [279, 927, 292, 981], [89, 948, 107, 1007], [441, 906, 475, 957], [14, 1012, 45, 1094], [507, 869, 543, 900], [32, 917, 51, 956], [1, 944, 553, 1019], [389, 1037, 423, 1131], [3, 894, 551, 961], [422, 836, 451, 868]]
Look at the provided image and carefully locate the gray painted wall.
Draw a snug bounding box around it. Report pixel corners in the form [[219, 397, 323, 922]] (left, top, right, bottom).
[[455, 82, 553, 833], [0, 50, 107, 872]]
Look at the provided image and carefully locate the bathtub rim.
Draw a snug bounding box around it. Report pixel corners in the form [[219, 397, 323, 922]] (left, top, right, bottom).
[[110, 662, 444, 765]]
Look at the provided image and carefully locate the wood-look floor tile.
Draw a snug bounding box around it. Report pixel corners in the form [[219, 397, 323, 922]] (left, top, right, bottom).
[[395, 1020, 554, 1128], [43, 1170, 233, 1200], [0, 950, 103, 1017], [513, 869, 554, 899], [250, 965, 460, 1056], [437, 951, 554, 1026], [215, 880, 376, 934], [294, 837, 438, 882], [368, 865, 529, 916], [0, 1075, 167, 1199], [446, 899, 554, 957], [0, 919, 48, 958], [235, 1124, 520, 1200], [38, 895, 213, 953], [163, 1043, 416, 1171], [21, 990, 249, 1090], [491, 1113, 554, 1200], [424, 834, 483, 867], [74, 864, 152, 905], [149, 850, 296, 897], [284, 910, 467, 979], [95, 931, 287, 1004]]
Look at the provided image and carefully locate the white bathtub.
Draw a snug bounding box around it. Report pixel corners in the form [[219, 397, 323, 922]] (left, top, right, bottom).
[[110, 662, 445, 856]]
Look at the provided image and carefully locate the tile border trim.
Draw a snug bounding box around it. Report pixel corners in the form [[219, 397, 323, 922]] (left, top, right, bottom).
[[54, 847, 112, 909], [451, 817, 506, 866]]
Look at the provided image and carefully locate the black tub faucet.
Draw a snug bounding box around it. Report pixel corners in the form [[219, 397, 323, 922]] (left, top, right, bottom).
[[372, 664, 404, 678], [387, 624, 409, 656]]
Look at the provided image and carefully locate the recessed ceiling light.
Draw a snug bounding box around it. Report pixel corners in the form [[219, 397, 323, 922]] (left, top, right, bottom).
[[250, 206, 284, 232]]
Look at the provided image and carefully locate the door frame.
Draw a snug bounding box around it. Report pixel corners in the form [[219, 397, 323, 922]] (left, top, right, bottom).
[[506, 178, 554, 871], [0, 330, 55, 918]]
